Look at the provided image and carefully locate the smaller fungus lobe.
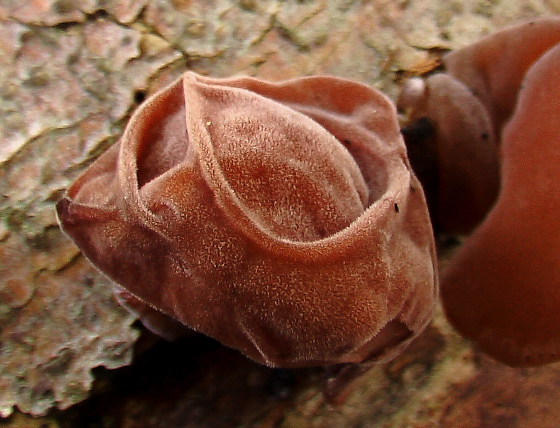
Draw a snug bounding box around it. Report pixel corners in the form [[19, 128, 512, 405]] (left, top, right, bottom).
[[399, 17, 560, 234], [57, 72, 437, 369]]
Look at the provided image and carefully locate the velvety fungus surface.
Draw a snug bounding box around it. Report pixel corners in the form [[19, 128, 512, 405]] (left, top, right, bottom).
[[57, 72, 437, 369]]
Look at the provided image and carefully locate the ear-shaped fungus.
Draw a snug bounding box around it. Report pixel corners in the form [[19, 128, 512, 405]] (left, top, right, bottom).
[[57, 72, 437, 368], [400, 18, 560, 366]]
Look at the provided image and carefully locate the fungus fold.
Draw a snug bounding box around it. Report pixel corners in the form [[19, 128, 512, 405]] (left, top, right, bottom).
[[57, 72, 437, 369]]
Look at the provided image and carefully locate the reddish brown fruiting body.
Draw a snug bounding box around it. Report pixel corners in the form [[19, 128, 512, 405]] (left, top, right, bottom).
[[57, 72, 437, 369]]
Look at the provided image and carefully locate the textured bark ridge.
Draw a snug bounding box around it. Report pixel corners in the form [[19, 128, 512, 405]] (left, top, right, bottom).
[[57, 72, 438, 369]]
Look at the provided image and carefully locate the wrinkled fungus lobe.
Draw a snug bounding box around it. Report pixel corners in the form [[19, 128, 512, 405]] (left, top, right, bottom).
[[57, 72, 437, 369], [401, 18, 560, 366]]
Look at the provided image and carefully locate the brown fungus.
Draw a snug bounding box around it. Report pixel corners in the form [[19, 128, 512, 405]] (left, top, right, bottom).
[[56, 72, 437, 371], [400, 18, 560, 366]]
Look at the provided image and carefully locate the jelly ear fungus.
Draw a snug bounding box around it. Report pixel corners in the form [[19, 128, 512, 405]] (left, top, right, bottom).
[[57, 71, 438, 397]]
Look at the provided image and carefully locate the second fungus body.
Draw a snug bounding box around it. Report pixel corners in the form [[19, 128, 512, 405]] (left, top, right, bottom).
[[400, 17, 560, 366], [442, 41, 560, 367], [57, 72, 437, 369]]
